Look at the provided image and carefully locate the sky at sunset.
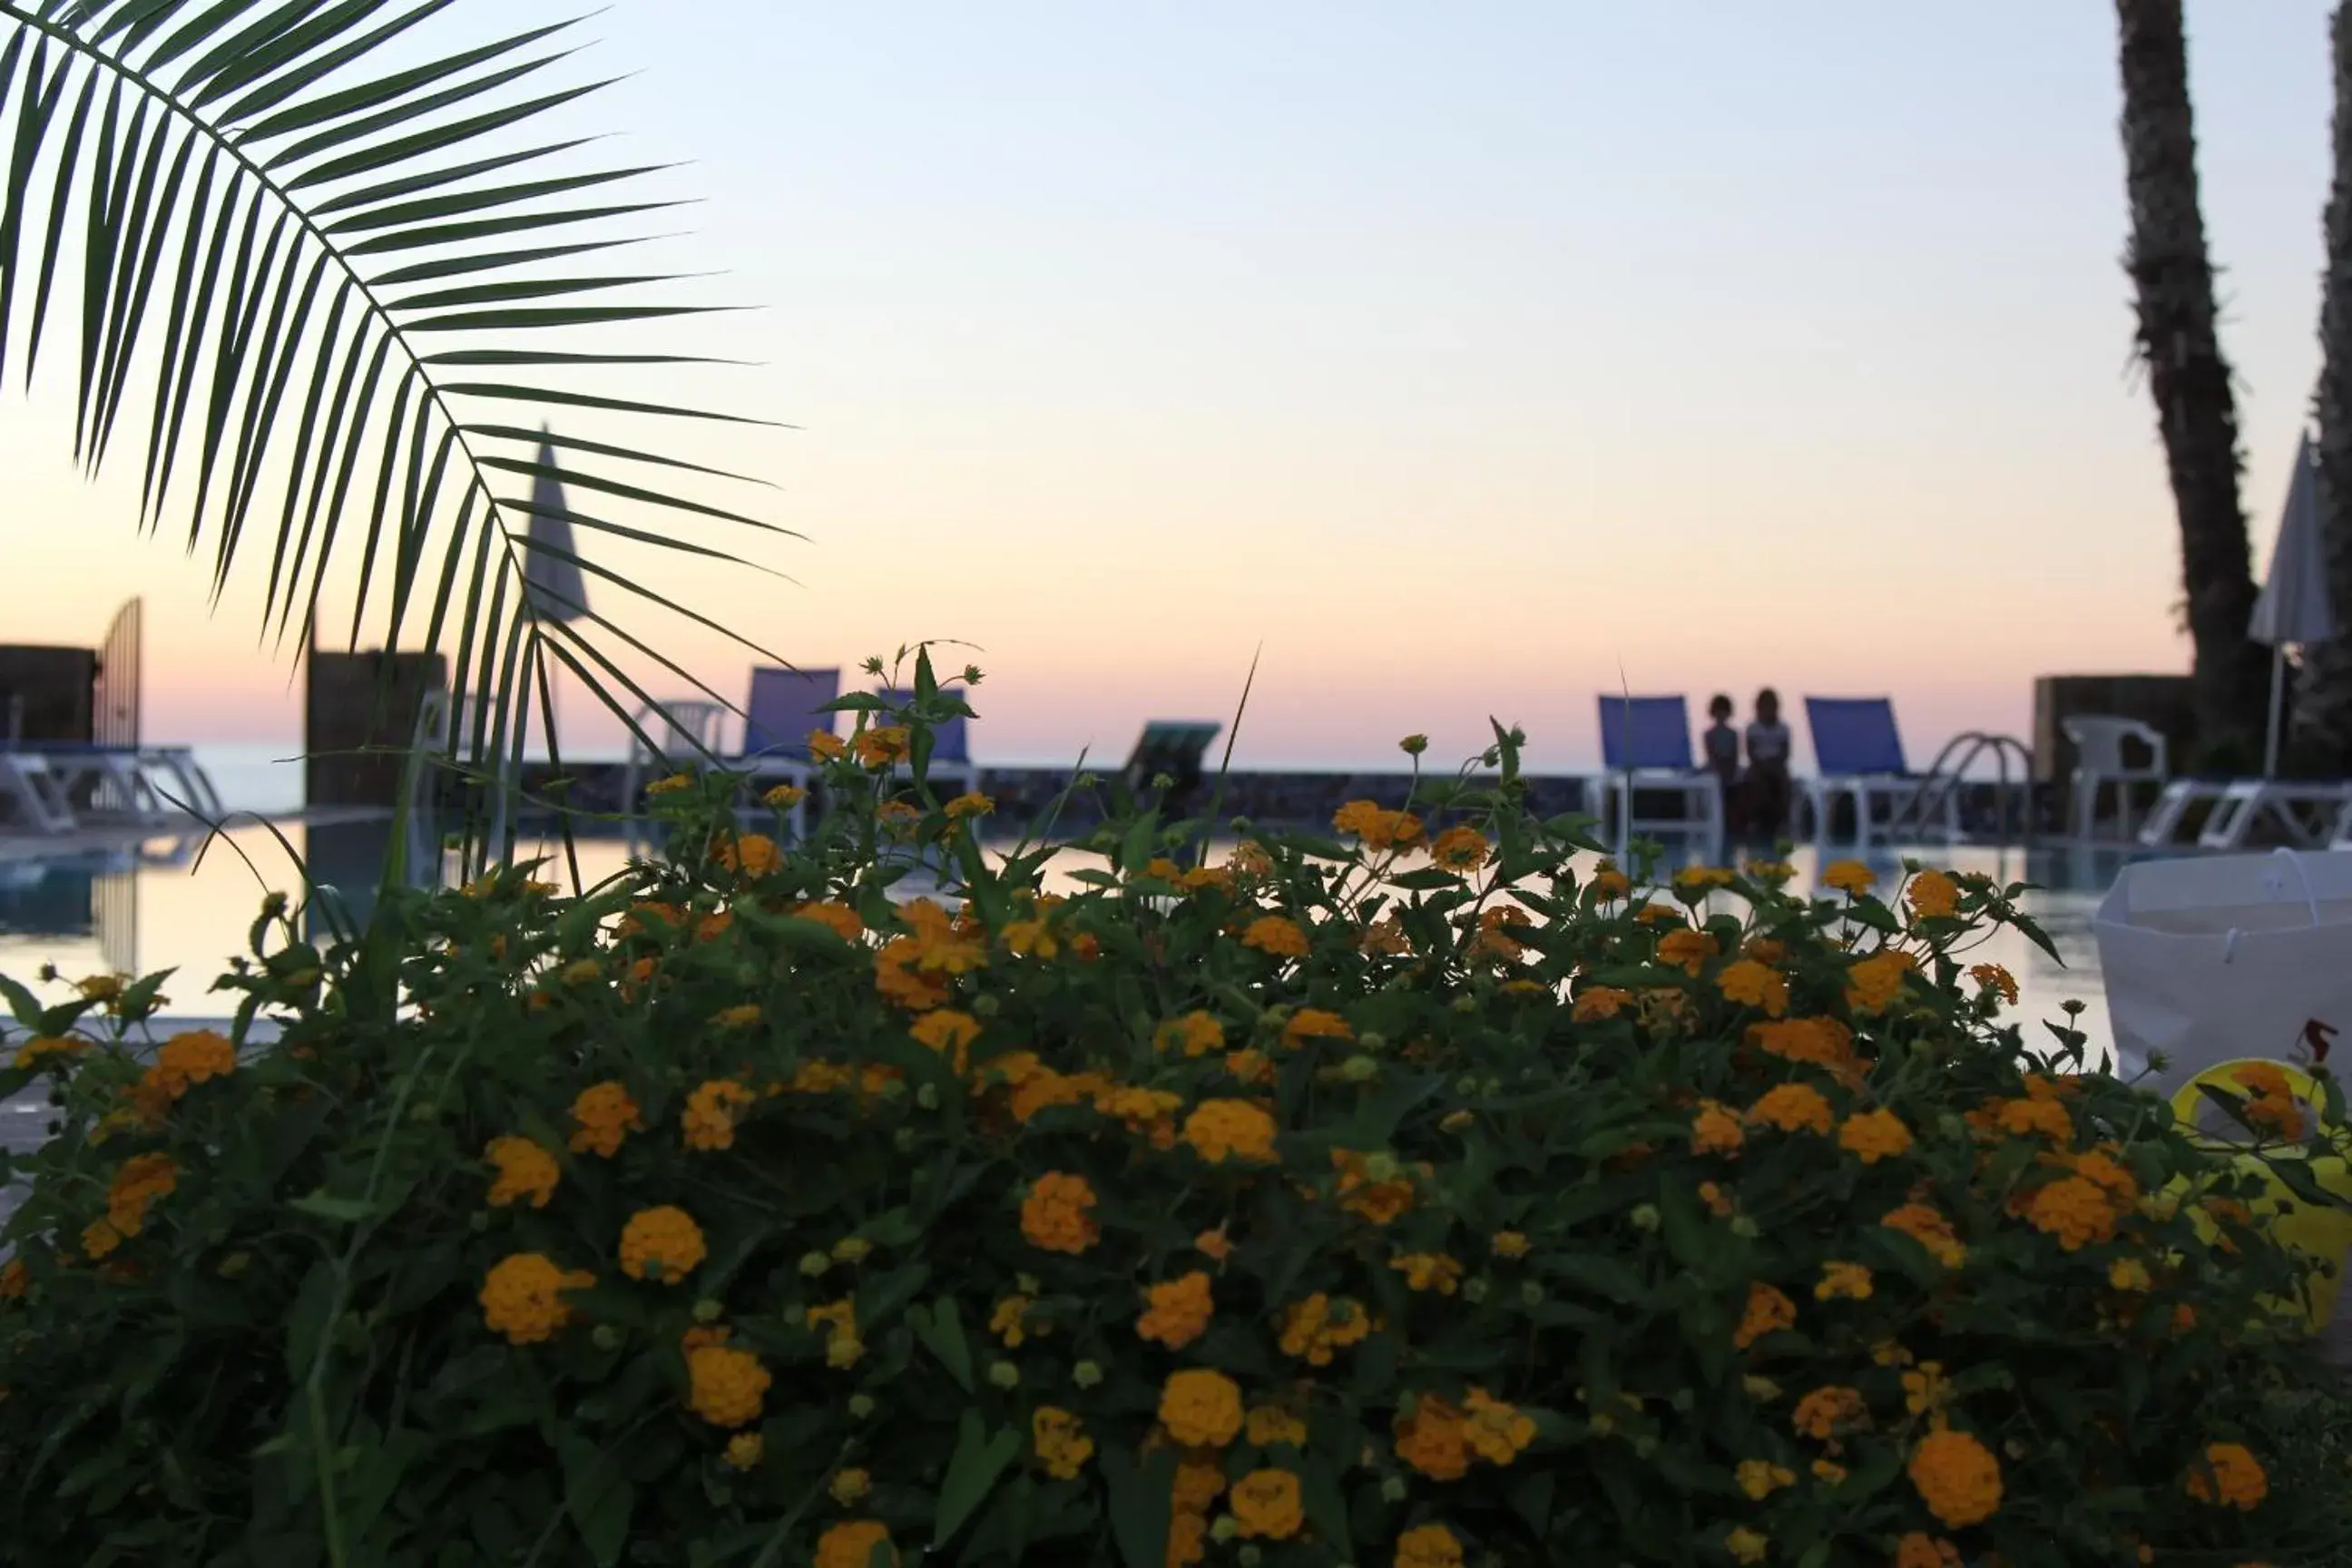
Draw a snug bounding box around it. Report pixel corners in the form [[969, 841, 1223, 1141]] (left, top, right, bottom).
[[0, 1, 2341, 775]]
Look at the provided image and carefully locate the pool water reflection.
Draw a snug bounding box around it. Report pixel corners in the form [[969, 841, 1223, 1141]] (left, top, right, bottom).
[[0, 822, 2137, 1069]]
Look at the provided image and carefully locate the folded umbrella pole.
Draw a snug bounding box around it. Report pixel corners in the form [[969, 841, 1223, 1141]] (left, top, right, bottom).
[[2248, 433, 2334, 778]]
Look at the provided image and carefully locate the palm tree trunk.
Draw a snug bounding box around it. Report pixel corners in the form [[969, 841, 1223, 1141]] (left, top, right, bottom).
[[2114, 0, 2270, 769], [2292, 4, 2352, 772]]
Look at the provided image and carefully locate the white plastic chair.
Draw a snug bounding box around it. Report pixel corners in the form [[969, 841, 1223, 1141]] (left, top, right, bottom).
[[2062, 716, 2170, 842], [621, 700, 730, 808]]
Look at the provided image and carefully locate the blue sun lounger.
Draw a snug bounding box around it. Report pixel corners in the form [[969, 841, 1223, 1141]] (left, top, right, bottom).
[[1597, 695, 1724, 848], [1798, 697, 1955, 846]]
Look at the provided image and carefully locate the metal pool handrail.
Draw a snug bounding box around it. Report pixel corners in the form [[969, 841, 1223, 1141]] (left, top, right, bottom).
[[1886, 730, 2037, 841]]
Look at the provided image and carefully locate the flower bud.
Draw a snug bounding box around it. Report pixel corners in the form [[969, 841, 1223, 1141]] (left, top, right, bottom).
[[878, 1078, 907, 1102], [468, 1211, 490, 1233], [592, 1325, 623, 1351], [1238, 1546, 1262, 1568], [799, 1251, 832, 1278], [987, 1360, 1020, 1389], [1358, 1031, 1387, 1052], [1363, 1152, 1401, 1181], [848, 1394, 876, 1419], [971, 994, 1001, 1017], [1380, 1475, 1409, 1503], [1519, 1281, 1544, 1308], [1339, 1054, 1379, 1083], [1462, 1279, 1489, 1305], [691, 1298, 724, 1322], [1589, 1413, 1616, 1436], [1452, 995, 1478, 1014], [1073, 1361, 1104, 1388], [894, 1127, 916, 1152], [1630, 1204, 1661, 1232], [1210, 1519, 1241, 1545], [916, 1083, 942, 1110], [1730, 1216, 1761, 1240], [1455, 1075, 1482, 1096], [1632, 1436, 1658, 1458], [1671, 1389, 1695, 1414], [1399, 735, 1429, 757], [832, 1237, 872, 1265]]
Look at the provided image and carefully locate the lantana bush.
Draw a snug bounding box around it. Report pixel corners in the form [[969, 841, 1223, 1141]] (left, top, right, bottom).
[[5, 662, 2352, 1566]]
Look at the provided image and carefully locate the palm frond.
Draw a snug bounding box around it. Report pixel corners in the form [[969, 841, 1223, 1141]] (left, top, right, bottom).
[[0, 0, 784, 866]]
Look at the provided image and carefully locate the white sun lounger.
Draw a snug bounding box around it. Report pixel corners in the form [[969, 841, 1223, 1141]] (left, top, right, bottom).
[[2139, 779, 2351, 850], [1, 745, 221, 833], [0, 751, 78, 835]]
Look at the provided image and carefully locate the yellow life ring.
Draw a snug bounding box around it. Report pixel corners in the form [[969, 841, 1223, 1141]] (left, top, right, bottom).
[[2168, 1059, 2352, 1333]]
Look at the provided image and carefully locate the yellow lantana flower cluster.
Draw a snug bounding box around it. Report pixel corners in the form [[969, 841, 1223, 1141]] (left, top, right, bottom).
[[479, 1253, 594, 1345], [1136, 1272, 1215, 1348], [568, 1081, 643, 1156], [619, 1205, 707, 1282], [484, 1136, 560, 1209], [681, 1079, 757, 1151]]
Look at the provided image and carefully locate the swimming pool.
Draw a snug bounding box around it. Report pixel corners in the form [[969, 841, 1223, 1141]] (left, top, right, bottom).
[[0, 818, 2132, 1060]]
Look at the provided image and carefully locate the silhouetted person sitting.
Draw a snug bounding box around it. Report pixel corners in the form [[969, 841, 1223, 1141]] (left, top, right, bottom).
[[1745, 688, 1793, 839]]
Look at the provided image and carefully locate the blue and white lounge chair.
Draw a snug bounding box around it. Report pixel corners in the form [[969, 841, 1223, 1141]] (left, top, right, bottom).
[[623, 666, 842, 838], [1798, 697, 1956, 847], [740, 667, 845, 780], [1597, 695, 1724, 848], [872, 687, 981, 799]]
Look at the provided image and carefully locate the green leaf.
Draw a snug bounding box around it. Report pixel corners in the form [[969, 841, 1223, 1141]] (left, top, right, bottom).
[[933, 1410, 1021, 1548], [1546, 1253, 1652, 1307], [1508, 1469, 1556, 1534], [560, 1435, 634, 1568], [0, 972, 40, 1027], [1299, 1455, 1351, 1553], [116, 966, 178, 1022], [1101, 1446, 1176, 1568], [289, 1191, 382, 1224], [908, 1298, 975, 1392]]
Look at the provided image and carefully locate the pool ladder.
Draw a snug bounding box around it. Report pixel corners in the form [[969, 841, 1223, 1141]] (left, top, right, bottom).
[[1880, 731, 2037, 843]]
